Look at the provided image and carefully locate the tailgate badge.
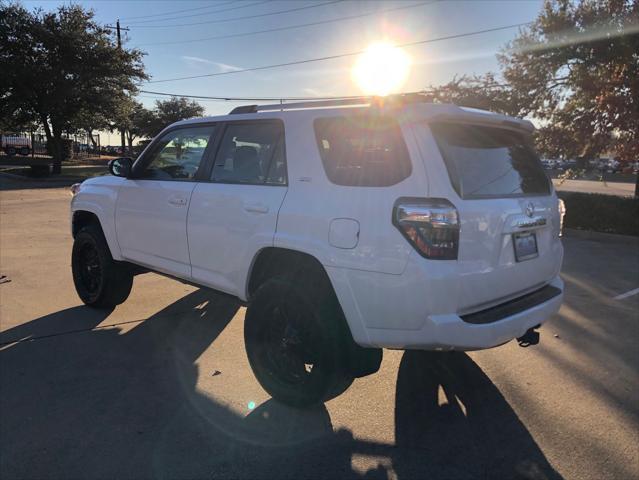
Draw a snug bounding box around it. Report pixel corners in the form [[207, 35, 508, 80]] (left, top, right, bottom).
[[525, 202, 535, 218]]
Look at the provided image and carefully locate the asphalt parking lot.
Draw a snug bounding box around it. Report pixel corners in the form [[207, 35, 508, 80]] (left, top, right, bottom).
[[1, 187, 638, 480]]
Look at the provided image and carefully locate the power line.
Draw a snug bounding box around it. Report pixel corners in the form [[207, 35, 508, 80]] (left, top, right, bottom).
[[119, 0, 237, 21], [127, 0, 343, 28], [139, 89, 375, 101], [147, 21, 532, 83], [137, 94, 234, 103], [137, 1, 440, 47], [126, 1, 271, 25], [140, 77, 536, 102]]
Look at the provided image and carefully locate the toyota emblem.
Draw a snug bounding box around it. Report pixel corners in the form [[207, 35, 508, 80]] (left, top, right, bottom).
[[525, 202, 535, 218]]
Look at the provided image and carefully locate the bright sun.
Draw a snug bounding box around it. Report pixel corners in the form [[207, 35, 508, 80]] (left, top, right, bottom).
[[352, 43, 412, 96]]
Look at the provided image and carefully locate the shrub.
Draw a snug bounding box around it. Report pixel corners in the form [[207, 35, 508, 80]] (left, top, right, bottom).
[[557, 192, 639, 236]]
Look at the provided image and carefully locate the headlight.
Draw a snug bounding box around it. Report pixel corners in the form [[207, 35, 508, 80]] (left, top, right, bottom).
[[69, 183, 81, 197]]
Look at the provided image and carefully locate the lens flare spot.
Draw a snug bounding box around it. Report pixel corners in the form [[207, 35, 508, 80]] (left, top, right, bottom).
[[247, 401, 256, 410], [352, 42, 412, 96]]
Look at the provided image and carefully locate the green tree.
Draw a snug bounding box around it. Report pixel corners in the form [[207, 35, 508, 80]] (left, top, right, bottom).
[[126, 102, 149, 152], [73, 108, 112, 149], [499, 0, 639, 163], [143, 97, 205, 138], [107, 91, 146, 155], [0, 4, 147, 173], [119, 99, 155, 152]]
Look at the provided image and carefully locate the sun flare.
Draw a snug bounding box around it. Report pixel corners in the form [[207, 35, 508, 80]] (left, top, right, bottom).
[[352, 42, 412, 96]]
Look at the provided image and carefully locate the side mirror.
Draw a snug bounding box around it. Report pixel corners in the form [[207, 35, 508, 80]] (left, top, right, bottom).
[[108, 157, 133, 178]]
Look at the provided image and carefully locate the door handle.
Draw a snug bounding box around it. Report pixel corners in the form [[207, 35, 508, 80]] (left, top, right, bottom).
[[243, 203, 269, 214], [168, 196, 188, 207]]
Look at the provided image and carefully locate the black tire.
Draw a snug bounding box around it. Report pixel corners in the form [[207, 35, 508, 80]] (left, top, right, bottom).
[[72, 224, 133, 308], [5, 146, 16, 156], [19, 147, 30, 156], [245, 276, 354, 407]]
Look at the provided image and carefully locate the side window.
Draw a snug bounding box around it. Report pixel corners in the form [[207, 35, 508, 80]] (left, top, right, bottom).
[[140, 126, 215, 180], [314, 115, 411, 187], [212, 122, 286, 185], [265, 137, 286, 185]]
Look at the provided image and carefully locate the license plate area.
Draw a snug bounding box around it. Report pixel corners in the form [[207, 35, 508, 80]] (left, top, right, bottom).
[[513, 231, 538, 262]]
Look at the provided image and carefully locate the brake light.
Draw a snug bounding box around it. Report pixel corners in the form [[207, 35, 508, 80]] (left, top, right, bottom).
[[393, 198, 459, 260]]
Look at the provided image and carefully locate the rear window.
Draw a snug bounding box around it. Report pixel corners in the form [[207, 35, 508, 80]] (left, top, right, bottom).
[[429, 123, 550, 199], [314, 115, 411, 187], [211, 121, 286, 185]]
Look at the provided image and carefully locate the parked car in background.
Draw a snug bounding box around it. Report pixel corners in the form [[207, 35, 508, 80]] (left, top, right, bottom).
[[102, 145, 124, 155], [554, 158, 566, 171], [1, 134, 31, 156], [594, 158, 622, 173], [593, 158, 607, 171], [606, 159, 621, 173]]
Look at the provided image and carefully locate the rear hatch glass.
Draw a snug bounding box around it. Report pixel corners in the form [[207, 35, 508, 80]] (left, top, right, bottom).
[[430, 122, 550, 199], [418, 121, 560, 313]]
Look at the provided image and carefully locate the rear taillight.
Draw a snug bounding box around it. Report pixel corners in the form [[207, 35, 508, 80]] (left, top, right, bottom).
[[393, 198, 459, 260]]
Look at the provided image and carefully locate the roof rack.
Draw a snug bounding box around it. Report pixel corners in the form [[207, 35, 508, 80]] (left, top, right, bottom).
[[229, 105, 259, 114], [228, 92, 430, 114]]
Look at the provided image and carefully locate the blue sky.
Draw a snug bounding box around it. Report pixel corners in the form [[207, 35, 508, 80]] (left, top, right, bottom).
[[26, 0, 543, 131]]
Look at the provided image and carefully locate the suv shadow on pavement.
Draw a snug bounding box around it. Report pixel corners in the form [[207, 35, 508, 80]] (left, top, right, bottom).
[[0, 290, 560, 480], [392, 351, 561, 479]]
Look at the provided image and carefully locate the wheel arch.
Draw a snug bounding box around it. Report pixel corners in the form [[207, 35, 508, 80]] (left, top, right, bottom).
[[72, 210, 101, 237], [71, 205, 123, 261], [245, 246, 368, 345], [246, 246, 381, 377], [246, 247, 329, 300]]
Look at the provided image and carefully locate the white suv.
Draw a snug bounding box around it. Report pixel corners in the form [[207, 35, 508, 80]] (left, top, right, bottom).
[[70, 96, 564, 406]]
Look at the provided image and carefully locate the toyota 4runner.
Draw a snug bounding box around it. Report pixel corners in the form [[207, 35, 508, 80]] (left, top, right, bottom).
[[70, 96, 564, 406]]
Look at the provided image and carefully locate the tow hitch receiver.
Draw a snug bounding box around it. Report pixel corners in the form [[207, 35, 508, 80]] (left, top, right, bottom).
[[517, 327, 540, 347]]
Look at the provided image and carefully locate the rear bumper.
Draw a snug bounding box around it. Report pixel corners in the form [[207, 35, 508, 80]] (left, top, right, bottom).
[[363, 276, 563, 350], [327, 259, 564, 351]]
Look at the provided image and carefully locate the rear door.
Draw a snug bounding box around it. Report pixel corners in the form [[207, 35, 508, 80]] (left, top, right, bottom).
[[187, 120, 288, 297], [115, 125, 217, 277], [418, 121, 562, 313]]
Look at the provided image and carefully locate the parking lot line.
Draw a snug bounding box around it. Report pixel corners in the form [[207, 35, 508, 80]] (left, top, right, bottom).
[[613, 287, 639, 300]]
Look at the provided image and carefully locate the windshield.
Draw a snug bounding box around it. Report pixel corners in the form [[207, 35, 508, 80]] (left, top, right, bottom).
[[429, 122, 551, 199]]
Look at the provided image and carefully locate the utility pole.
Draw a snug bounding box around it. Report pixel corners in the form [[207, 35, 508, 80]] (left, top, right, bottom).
[[116, 19, 122, 48], [105, 19, 130, 54], [105, 20, 130, 156]]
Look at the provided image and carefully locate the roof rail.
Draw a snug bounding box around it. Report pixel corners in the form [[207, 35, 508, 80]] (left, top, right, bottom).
[[229, 105, 258, 114], [255, 97, 370, 112], [228, 92, 430, 115]]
